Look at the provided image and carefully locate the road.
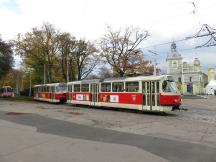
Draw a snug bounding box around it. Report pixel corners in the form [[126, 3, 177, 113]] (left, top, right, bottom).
[[0, 96, 216, 162]]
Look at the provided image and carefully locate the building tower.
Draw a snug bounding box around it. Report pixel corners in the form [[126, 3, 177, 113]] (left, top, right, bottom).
[[166, 42, 183, 76]]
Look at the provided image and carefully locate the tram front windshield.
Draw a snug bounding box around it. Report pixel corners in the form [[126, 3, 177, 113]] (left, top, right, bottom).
[[6, 87, 13, 92], [56, 84, 67, 92], [162, 80, 179, 93]]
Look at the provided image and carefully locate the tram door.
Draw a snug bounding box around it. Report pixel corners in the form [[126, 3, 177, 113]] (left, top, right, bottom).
[[142, 81, 160, 110], [51, 86, 55, 102], [68, 85, 72, 102], [91, 83, 99, 105]]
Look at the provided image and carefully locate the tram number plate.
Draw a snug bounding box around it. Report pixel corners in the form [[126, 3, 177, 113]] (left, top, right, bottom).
[[110, 95, 119, 103]]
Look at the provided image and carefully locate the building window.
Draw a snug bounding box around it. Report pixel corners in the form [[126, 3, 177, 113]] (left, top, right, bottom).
[[178, 77, 181, 83], [189, 77, 192, 82], [172, 61, 177, 67]]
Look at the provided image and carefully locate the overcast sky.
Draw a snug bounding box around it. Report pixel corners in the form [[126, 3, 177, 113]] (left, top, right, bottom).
[[0, 0, 216, 72]]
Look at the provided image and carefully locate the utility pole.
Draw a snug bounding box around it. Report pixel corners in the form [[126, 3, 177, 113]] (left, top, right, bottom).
[[181, 62, 184, 94], [66, 53, 69, 83], [44, 64, 46, 84], [26, 68, 33, 97], [147, 50, 159, 76], [29, 71, 32, 96]]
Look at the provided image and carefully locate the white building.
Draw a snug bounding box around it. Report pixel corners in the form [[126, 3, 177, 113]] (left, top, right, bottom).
[[166, 42, 208, 95], [206, 68, 216, 95]]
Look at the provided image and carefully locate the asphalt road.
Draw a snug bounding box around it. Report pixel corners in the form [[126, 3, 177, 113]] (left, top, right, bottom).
[[0, 110, 215, 162]]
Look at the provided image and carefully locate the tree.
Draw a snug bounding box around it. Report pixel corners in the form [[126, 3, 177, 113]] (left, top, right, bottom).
[[0, 38, 14, 79], [97, 66, 113, 78], [73, 40, 99, 80], [56, 32, 77, 81], [100, 26, 151, 77], [15, 23, 61, 83], [0, 69, 25, 94]]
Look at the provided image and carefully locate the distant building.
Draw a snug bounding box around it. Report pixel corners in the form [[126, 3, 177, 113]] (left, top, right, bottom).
[[166, 42, 208, 95], [208, 68, 215, 82], [206, 68, 216, 95]]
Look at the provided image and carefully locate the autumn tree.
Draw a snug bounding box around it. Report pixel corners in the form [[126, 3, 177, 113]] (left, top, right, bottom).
[[0, 69, 25, 94], [15, 23, 60, 83], [100, 26, 153, 77], [15, 23, 99, 84], [0, 38, 14, 79]]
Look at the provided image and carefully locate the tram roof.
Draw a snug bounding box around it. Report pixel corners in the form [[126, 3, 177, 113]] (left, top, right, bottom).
[[34, 83, 66, 87], [1, 86, 12, 88], [67, 75, 172, 84], [103, 75, 168, 82]]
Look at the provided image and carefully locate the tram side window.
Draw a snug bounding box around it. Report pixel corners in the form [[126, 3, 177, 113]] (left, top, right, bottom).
[[45, 86, 47, 92], [74, 84, 80, 92], [101, 83, 111, 92], [125, 82, 139, 92], [112, 82, 124, 92], [81, 84, 89, 92]]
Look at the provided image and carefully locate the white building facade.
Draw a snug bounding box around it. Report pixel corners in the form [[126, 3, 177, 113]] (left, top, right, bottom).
[[166, 42, 208, 95]]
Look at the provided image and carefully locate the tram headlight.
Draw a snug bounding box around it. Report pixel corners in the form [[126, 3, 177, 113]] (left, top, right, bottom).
[[174, 98, 179, 103]]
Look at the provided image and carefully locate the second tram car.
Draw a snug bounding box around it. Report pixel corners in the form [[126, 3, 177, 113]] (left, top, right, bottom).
[[67, 75, 181, 112], [0, 86, 14, 97], [33, 83, 67, 103]]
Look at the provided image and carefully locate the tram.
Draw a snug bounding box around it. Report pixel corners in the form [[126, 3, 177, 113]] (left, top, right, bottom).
[[33, 83, 67, 103], [0, 86, 14, 97], [67, 75, 181, 112]]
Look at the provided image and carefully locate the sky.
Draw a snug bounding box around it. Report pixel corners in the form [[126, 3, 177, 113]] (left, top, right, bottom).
[[0, 0, 216, 73]]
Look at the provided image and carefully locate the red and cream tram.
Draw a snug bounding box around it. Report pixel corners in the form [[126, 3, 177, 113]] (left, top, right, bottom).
[[0, 86, 14, 97], [67, 75, 181, 112], [33, 83, 67, 103]]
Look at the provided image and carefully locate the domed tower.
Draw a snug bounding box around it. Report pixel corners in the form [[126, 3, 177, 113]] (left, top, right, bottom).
[[166, 42, 183, 74]]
